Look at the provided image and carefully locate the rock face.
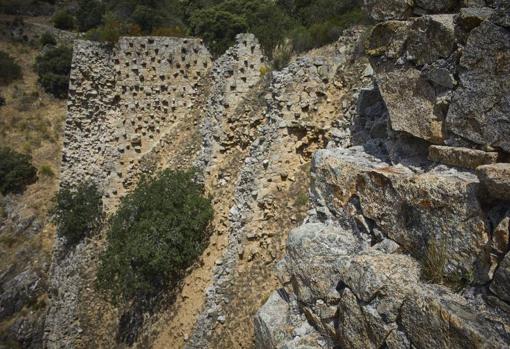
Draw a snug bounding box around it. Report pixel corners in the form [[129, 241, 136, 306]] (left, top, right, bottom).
[[358, 167, 490, 281], [446, 21, 510, 152], [187, 29, 370, 349], [491, 252, 510, 302], [256, 1, 510, 348], [377, 66, 443, 143]]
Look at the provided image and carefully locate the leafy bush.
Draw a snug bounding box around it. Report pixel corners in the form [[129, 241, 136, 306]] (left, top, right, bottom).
[[0, 51, 22, 86], [52, 181, 103, 246], [190, 0, 293, 57], [289, 7, 366, 53], [40, 31, 57, 46], [76, 0, 105, 32], [131, 4, 164, 33], [50, 0, 365, 57], [35, 46, 73, 98], [0, 147, 37, 195], [0, 0, 55, 16], [97, 169, 213, 303], [86, 13, 142, 45], [52, 10, 75, 30]]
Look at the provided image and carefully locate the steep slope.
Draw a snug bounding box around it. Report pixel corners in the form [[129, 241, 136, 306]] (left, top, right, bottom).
[[185, 29, 369, 349], [0, 37, 67, 348]]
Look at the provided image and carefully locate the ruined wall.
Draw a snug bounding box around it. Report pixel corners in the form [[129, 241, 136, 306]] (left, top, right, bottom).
[[62, 37, 212, 205], [46, 36, 213, 348], [46, 1, 510, 346]]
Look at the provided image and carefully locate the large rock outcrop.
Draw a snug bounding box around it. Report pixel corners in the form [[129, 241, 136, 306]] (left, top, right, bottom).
[[256, 1, 510, 348]]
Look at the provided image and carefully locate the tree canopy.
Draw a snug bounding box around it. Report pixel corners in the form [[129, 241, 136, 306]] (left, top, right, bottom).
[[59, 0, 365, 57]]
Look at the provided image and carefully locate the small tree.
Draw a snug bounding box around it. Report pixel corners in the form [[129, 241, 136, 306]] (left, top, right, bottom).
[[96, 169, 213, 304], [0, 147, 37, 195], [52, 181, 103, 246], [0, 51, 22, 86], [35, 46, 73, 98]]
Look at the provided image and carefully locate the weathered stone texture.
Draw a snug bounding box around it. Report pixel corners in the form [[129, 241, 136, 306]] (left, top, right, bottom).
[[401, 286, 510, 348], [363, 0, 414, 21], [406, 15, 456, 66], [490, 252, 510, 302], [256, 3, 510, 349], [61, 37, 212, 205], [311, 147, 388, 218], [446, 21, 510, 152], [377, 67, 444, 143], [476, 163, 510, 201], [428, 145, 499, 169]]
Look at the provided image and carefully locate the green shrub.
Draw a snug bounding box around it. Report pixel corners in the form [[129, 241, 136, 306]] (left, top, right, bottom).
[[0, 51, 22, 86], [190, 0, 293, 57], [76, 0, 105, 32], [35, 46, 73, 98], [52, 10, 75, 30], [0, 147, 37, 195], [86, 13, 142, 45], [132, 4, 164, 33], [0, 0, 55, 16], [97, 169, 213, 303], [40, 31, 57, 46], [52, 181, 103, 246]]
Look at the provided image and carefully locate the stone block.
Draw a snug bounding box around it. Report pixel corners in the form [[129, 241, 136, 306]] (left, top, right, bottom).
[[428, 145, 499, 169]]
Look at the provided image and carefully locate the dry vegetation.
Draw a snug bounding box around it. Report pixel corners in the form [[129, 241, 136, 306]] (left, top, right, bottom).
[[0, 38, 66, 341]]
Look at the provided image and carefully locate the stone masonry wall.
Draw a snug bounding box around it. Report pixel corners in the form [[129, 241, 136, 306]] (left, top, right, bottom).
[[45, 36, 213, 348], [61, 37, 212, 207]]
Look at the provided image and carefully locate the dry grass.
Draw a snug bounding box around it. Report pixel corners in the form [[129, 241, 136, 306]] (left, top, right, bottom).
[[422, 238, 447, 284]]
